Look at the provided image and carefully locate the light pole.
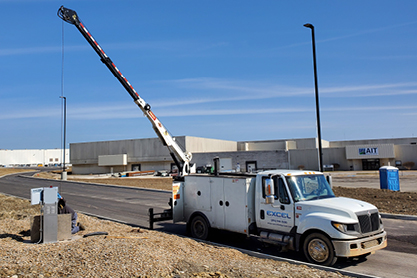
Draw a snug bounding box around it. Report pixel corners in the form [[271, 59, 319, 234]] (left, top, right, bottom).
[[60, 96, 67, 180], [304, 23, 323, 173]]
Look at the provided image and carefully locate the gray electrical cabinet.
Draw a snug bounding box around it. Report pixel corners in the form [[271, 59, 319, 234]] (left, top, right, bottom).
[[31, 187, 58, 243]]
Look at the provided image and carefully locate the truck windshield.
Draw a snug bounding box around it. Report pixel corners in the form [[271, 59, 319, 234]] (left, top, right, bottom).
[[285, 175, 335, 202]]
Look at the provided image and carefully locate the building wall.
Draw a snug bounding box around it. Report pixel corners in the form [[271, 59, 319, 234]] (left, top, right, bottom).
[[394, 145, 417, 169], [237, 141, 288, 151], [322, 147, 349, 170], [237, 138, 323, 151], [70, 136, 238, 174], [70, 138, 173, 174], [296, 138, 321, 149], [288, 149, 319, 171], [185, 136, 237, 152], [70, 138, 173, 166], [192, 150, 289, 172], [72, 164, 125, 175]]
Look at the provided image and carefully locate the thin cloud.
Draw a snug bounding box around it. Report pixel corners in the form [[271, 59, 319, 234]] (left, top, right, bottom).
[[0, 45, 87, 56], [318, 21, 417, 44], [166, 77, 310, 96], [155, 107, 311, 117], [2, 101, 416, 121], [324, 105, 417, 112], [321, 82, 417, 96], [0, 108, 59, 120], [2, 78, 416, 120], [274, 21, 417, 50], [164, 78, 417, 100], [68, 103, 417, 119], [107, 40, 229, 53]]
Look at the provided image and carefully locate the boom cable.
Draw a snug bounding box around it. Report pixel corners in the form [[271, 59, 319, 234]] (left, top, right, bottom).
[[60, 20, 65, 172]]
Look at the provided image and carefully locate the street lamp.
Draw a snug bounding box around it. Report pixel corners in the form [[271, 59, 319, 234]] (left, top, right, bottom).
[[59, 96, 67, 180], [304, 23, 323, 173]]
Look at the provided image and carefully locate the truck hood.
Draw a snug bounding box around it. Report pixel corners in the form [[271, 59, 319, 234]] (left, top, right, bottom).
[[298, 197, 378, 221]]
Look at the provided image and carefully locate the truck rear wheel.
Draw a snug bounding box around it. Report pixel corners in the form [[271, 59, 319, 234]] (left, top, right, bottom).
[[303, 233, 337, 266], [190, 215, 209, 240]]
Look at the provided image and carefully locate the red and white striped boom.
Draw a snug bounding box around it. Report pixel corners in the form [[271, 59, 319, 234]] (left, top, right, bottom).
[[58, 6, 192, 176]]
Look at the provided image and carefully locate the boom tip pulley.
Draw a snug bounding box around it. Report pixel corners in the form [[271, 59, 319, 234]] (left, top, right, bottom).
[[57, 6, 78, 25]]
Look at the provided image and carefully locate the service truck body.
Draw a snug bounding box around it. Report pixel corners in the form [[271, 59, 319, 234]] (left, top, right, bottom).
[[174, 175, 256, 235], [172, 169, 387, 266]]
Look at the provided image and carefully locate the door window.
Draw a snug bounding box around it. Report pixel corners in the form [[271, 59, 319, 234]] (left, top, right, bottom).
[[274, 176, 290, 204], [261, 176, 290, 204]]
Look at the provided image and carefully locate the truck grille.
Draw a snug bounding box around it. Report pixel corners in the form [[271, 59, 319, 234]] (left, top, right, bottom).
[[357, 210, 380, 234]]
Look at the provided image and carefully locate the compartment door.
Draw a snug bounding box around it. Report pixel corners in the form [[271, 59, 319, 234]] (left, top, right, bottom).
[[210, 178, 225, 229], [223, 178, 248, 233]]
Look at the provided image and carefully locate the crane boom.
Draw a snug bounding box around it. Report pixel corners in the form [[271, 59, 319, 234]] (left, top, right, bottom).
[[58, 6, 192, 176]]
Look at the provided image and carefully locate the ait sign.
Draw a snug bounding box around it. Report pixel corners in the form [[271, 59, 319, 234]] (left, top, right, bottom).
[[359, 147, 378, 156]]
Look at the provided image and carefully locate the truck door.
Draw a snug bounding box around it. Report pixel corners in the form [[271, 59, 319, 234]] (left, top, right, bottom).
[[257, 175, 294, 233]]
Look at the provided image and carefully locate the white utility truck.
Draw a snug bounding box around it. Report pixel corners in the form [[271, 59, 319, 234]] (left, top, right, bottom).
[[59, 6, 387, 266], [169, 161, 387, 266]]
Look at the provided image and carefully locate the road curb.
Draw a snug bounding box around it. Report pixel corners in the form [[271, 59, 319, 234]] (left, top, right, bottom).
[[18, 173, 171, 194]]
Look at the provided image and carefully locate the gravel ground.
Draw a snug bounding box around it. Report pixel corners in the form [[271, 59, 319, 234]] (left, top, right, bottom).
[[0, 194, 347, 278]]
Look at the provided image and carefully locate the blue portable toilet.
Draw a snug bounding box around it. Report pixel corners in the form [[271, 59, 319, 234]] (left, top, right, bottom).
[[379, 166, 400, 191]]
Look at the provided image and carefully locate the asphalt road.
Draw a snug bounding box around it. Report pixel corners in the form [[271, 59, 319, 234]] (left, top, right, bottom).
[[1, 172, 417, 278]]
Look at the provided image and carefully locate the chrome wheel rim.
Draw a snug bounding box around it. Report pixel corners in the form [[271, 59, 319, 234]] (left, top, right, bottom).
[[308, 238, 329, 263]]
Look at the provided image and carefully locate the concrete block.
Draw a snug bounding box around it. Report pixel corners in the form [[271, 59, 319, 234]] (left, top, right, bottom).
[[31, 214, 72, 243]]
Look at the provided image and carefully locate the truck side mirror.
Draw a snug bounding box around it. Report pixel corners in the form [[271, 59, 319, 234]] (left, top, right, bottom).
[[264, 178, 275, 204], [326, 175, 332, 188]]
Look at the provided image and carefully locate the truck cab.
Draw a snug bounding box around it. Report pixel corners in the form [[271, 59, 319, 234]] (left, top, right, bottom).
[[255, 170, 387, 266]]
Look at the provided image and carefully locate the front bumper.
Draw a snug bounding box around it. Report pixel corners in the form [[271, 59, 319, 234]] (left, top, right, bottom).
[[332, 231, 387, 257]]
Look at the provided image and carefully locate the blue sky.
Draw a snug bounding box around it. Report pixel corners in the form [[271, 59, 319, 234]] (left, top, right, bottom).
[[1, 0, 417, 150]]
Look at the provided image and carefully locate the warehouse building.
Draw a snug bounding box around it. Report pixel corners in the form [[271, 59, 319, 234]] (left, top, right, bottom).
[[69, 136, 417, 174], [0, 149, 69, 168]]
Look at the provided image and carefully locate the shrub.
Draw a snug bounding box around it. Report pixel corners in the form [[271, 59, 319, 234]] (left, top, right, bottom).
[[403, 162, 415, 170]]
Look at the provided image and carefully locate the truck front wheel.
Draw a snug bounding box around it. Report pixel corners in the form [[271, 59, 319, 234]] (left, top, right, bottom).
[[303, 233, 337, 266], [190, 215, 209, 240]]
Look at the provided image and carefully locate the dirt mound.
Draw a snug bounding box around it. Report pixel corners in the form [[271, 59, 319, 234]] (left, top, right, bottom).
[[333, 187, 417, 215]]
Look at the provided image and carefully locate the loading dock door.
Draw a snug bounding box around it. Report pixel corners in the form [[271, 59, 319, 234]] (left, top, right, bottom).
[[246, 161, 257, 173]]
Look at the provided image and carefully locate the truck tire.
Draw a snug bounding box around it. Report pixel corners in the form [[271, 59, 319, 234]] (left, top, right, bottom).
[[303, 233, 337, 266], [190, 215, 209, 240]]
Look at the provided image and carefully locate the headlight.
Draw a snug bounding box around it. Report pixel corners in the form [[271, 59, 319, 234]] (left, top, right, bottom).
[[332, 222, 347, 233], [331, 221, 360, 235]]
